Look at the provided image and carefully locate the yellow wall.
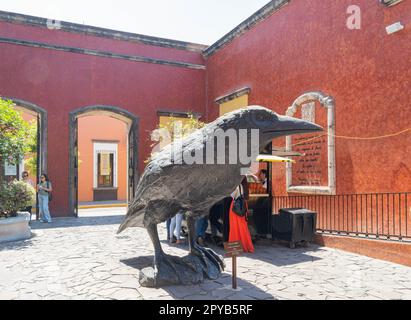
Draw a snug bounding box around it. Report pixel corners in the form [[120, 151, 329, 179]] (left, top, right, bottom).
[[158, 115, 194, 127], [158, 115, 196, 149], [219, 95, 248, 116]]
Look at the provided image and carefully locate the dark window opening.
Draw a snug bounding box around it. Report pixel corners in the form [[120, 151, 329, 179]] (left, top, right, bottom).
[[97, 153, 114, 188]]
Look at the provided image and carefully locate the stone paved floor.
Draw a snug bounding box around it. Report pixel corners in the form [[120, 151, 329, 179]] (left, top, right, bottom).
[[1, 209, 411, 300]]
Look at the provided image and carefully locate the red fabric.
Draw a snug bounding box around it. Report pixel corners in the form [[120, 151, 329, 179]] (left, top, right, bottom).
[[228, 198, 254, 253]]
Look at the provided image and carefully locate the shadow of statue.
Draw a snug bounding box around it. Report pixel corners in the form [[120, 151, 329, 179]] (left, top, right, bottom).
[[120, 255, 277, 300], [244, 241, 325, 266]]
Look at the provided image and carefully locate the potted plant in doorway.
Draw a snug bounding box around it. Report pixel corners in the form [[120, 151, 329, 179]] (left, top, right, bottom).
[[0, 97, 36, 243]]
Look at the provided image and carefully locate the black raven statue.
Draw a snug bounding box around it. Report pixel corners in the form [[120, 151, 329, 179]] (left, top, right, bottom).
[[118, 106, 322, 287]]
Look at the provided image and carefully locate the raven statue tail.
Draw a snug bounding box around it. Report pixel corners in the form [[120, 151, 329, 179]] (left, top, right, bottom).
[[117, 202, 145, 234], [117, 219, 129, 234]]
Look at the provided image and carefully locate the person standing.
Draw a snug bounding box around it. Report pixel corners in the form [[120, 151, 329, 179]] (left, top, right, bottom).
[[166, 218, 172, 241], [209, 200, 224, 245], [196, 215, 209, 246], [222, 196, 232, 242], [21, 171, 34, 217], [228, 177, 254, 253], [169, 212, 185, 245], [37, 173, 52, 223]]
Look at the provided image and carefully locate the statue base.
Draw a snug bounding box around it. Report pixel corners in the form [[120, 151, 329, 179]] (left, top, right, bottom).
[[139, 252, 224, 287]]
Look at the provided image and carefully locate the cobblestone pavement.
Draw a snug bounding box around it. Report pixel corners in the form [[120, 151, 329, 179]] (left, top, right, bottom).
[[1, 211, 411, 300]]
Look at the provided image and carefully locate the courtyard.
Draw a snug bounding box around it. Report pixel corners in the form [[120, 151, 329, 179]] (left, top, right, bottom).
[[1, 208, 411, 300]]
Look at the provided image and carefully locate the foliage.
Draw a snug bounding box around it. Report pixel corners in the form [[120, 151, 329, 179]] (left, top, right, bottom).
[[0, 98, 32, 165], [23, 120, 38, 177], [151, 114, 205, 143], [24, 155, 37, 178], [0, 180, 36, 218], [147, 114, 205, 163]]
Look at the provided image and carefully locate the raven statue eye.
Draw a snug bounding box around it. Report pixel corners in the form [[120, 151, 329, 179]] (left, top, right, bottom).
[[256, 113, 271, 122], [249, 110, 277, 128]]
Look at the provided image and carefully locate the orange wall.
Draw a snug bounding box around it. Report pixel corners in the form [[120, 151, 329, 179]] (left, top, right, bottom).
[[77, 115, 128, 202]]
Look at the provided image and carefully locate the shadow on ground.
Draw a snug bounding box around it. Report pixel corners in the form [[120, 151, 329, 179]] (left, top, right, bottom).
[[121, 255, 276, 300], [29, 215, 124, 230], [167, 237, 325, 267], [0, 237, 35, 250], [245, 240, 325, 266]]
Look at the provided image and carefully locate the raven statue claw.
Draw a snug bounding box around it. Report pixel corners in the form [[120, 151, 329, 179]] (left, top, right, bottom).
[[118, 106, 323, 287]]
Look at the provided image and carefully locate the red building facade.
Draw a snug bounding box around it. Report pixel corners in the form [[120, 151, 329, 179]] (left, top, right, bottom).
[[0, 0, 410, 261], [0, 10, 206, 216], [205, 0, 410, 195]]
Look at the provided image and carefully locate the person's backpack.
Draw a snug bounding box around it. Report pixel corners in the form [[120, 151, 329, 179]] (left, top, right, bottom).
[[47, 181, 52, 202], [232, 184, 247, 217]]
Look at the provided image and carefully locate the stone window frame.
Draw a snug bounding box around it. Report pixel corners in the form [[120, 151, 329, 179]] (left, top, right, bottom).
[[285, 91, 336, 195]]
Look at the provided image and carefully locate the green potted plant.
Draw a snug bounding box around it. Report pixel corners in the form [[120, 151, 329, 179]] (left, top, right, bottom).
[[0, 180, 36, 218], [0, 180, 35, 242]]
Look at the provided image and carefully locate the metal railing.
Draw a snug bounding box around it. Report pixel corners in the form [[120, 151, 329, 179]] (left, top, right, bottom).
[[273, 193, 411, 242]]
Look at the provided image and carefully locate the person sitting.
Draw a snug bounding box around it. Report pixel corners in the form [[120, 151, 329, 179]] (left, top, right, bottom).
[[21, 171, 34, 219], [258, 169, 268, 189]]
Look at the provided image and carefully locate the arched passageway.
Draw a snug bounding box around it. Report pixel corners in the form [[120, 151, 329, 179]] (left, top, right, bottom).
[[69, 105, 139, 217], [3, 98, 48, 220]]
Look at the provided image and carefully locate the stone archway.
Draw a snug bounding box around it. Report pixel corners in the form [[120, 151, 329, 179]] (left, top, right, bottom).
[[2, 98, 48, 220], [285, 91, 336, 195], [4, 98, 48, 176], [68, 105, 139, 217]]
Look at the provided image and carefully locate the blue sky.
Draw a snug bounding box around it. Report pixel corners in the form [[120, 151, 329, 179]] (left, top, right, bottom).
[[0, 0, 270, 45]]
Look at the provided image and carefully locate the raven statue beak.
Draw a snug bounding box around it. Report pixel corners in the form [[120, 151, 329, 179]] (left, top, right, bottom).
[[263, 114, 323, 137]]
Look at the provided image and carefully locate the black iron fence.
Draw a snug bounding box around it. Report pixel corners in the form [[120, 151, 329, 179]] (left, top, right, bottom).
[[273, 193, 411, 242]]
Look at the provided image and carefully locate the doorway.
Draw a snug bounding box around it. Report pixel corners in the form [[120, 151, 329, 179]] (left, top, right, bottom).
[[2, 98, 47, 220], [69, 105, 138, 217]]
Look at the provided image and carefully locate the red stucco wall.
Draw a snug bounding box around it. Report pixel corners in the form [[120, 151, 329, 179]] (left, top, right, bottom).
[[206, 0, 411, 196], [1, 0, 410, 219], [0, 20, 204, 65], [0, 21, 206, 216]]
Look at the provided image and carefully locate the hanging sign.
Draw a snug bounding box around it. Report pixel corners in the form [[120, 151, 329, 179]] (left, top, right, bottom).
[[4, 160, 17, 176]]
